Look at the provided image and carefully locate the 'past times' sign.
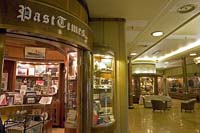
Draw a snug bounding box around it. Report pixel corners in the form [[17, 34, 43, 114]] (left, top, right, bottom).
[[0, 0, 92, 49]]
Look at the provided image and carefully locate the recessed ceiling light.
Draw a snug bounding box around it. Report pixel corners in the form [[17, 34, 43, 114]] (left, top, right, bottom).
[[190, 53, 197, 56], [151, 31, 164, 37], [131, 53, 137, 56], [177, 4, 196, 14]]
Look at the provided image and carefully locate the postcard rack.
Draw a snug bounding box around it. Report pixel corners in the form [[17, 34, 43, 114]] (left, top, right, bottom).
[[4, 114, 44, 133]]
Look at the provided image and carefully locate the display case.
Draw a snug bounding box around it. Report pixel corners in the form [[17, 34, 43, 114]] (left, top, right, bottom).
[[93, 53, 115, 127], [131, 74, 159, 103], [15, 62, 59, 95], [167, 76, 199, 99], [3, 61, 61, 126], [64, 51, 80, 132], [167, 77, 183, 93], [140, 77, 155, 95]]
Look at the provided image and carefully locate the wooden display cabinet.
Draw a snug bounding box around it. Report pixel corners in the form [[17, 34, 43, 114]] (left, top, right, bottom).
[[51, 99, 60, 126], [15, 62, 59, 94], [2, 60, 62, 127]]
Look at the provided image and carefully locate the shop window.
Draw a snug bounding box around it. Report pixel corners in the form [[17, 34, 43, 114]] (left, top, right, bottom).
[[93, 53, 115, 127]]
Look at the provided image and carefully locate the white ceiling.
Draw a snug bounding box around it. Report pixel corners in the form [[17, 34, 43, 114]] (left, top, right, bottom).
[[86, 0, 200, 69]]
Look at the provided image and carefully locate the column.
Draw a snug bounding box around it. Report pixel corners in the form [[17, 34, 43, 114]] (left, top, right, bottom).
[[82, 51, 92, 133], [0, 28, 5, 94], [89, 18, 128, 133], [182, 57, 188, 99], [128, 56, 133, 109]]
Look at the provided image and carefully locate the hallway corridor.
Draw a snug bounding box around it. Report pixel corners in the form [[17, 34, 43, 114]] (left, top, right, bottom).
[[128, 99, 200, 133]]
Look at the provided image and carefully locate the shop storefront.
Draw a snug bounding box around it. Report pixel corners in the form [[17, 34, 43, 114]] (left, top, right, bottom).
[[0, 0, 92, 133]]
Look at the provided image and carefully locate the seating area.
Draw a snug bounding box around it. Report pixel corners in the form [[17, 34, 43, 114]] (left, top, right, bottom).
[[142, 95, 172, 108], [129, 99, 200, 132], [151, 100, 167, 112], [141, 95, 198, 113], [181, 98, 196, 112]]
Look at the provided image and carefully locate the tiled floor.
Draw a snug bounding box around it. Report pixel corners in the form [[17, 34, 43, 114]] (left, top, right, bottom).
[[128, 99, 200, 133], [53, 99, 200, 133]]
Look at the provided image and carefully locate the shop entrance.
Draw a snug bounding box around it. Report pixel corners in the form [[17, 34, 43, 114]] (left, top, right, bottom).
[[1, 34, 82, 132]]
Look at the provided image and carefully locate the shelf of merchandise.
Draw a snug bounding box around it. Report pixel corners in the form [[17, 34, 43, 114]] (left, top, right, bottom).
[[93, 53, 115, 128]]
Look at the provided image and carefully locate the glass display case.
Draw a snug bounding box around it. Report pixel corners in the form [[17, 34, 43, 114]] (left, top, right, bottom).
[[93, 53, 115, 127], [64, 51, 80, 131]]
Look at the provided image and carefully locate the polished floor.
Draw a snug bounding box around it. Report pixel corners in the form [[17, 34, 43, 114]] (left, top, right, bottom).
[[52, 128, 64, 133], [129, 99, 200, 133], [52, 99, 200, 133]]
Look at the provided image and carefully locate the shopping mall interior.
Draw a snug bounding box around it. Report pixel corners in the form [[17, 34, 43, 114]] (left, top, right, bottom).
[[0, 0, 200, 133]]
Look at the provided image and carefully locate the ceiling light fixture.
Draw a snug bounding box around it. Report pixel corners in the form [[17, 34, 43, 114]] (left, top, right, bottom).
[[177, 4, 196, 14], [152, 50, 161, 55], [194, 57, 200, 64], [136, 56, 157, 61], [190, 53, 197, 56], [151, 31, 164, 37], [131, 53, 137, 56]]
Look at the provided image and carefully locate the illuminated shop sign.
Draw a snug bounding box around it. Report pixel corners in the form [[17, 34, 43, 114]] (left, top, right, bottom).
[[17, 5, 88, 43], [0, 0, 92, 48]]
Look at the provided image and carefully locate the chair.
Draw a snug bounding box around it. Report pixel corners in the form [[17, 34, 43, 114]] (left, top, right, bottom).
[[143, 95, 172, 108], [181, 99, 196, 112], [151, 100, 166, 112]]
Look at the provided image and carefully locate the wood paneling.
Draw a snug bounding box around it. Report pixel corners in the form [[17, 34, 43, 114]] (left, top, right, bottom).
[[5, 46, 24, 59], [3, 60, 16, 91], [4, 45, 65, 61], [46, 50, 65, 61]]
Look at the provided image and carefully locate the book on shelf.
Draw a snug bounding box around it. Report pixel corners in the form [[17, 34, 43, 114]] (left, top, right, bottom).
[[66, 109, 77, 125], [39, 96, 52, 105]]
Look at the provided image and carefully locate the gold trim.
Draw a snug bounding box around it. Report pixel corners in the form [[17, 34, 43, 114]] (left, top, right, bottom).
[[1, 24, 92, 51], [29, 0, 92, 31], [93, 45, 115, 56]]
